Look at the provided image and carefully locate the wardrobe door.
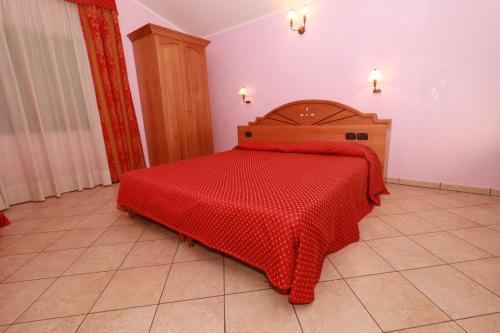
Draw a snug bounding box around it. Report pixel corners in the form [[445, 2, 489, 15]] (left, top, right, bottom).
[[184, 44, 214, 157], [157, 38, 189, 163]]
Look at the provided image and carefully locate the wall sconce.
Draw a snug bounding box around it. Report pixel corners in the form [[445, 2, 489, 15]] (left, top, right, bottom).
[[368, 68, 382, 93], [238, 86, 251, 104], [287, 5, 309, 35]]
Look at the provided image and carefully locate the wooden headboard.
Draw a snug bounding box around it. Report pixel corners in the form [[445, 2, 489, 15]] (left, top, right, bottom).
[[237, 100, 391, 174]]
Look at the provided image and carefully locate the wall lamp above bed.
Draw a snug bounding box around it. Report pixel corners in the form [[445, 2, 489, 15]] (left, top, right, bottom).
[[238, 86, 251, 104], [287, 5, 310, 35], [369, 68, 383, 93]]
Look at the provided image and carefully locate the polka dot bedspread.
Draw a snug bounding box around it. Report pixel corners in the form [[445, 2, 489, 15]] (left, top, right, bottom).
[[117, 141, 388, 303]]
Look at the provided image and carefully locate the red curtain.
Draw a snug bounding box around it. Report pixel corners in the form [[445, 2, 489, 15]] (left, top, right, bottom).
[[66, 0, 116, 11], [0, 212, 10, 228], [72, 2, 145, 181]]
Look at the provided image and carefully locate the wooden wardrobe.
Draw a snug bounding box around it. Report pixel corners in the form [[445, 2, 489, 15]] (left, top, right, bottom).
[[128, 24, 213, 166]]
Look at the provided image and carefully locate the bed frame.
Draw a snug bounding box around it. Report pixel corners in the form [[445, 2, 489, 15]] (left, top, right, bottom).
[[237, 99, 391, 174]]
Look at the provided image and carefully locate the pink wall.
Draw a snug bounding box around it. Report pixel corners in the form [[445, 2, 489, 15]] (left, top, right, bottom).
[[116, 0, 180, 166], [206, 0, 500, 188]]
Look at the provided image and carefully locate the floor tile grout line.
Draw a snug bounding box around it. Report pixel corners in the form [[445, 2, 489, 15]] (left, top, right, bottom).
[[9, 294, 499, 330], [291, 304, 304, 333], [73, 232, 138, 332], [147, 235, 181, 333], [0, 229, 72, 283], [362, 240, 456, 324], [446, 263, 500, 299], [382, 319, 457, 333], [343, 278, 385, 332], [1, 250, 498, 287], [222, 257, 226, 333]]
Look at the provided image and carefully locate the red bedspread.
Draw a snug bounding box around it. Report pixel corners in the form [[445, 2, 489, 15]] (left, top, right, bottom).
[[117, 141, 388, 303]]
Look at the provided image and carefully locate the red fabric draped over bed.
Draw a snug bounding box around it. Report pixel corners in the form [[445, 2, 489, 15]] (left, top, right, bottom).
[[118, 141, 389, 303]]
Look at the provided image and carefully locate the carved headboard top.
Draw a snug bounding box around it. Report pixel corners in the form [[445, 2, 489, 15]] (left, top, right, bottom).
[[249, 100, 391, 127], [238, 100, 391, 174]]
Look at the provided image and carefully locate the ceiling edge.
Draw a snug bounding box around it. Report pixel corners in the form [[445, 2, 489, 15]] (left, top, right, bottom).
[[203, 7, 290, 39], [132, 0, 185, 32]]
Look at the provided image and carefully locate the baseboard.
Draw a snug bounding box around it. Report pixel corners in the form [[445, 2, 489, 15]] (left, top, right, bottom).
[[385, 177, 498, 196]]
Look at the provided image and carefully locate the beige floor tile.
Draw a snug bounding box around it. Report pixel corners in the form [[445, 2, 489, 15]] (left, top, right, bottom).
[[6, 248, 85, 282], [449, 193, 499, 205], [173, 242, 220, 262], [410, 232, 491, 263], [151, 297, 224, 333], [74, 212, 122, 229], [346, 272, 448, 332], [94, 224, 146, 246], [224, 258, 269, 294], [0, 326, 7, 333], [380, 213, 443, 235], [92, 265, 169, 312], [0, 235, 24, 251], [447, 206, 500, 226], [5, 316, 84, 333], [65, 243, 133, 275], [368, 237, 444, 270], [450, 227, 500, 255], [415, 210, 478, 230], [121, 239, 177, 269], [391, 198, 440, 212], [3, 208, 39, 222], [328, 241, 393, 278], [0, 253, 37, 281], [453, 258, 500, 296], [19, 271, 113, 322], [46, 228, 106, 251], [34, 215, 88, 233], [420, 195, 467, 209], [393, 322, 465, 332], [162, 258, 223, 302], [295, 280, 381, 332], [0, 278, 55, 325], [359, 216, 401, 240], [456, 313, 500, 333], [319, 258, 342, 281], [78, 305, 156, 333], [60, 203, 105, 217], [23, 206, 67, 220], [488, 224, 500, 233], [138, 222, 177, 241], [402, 265, 500, 319], [1, 232, 66, 255], [113, 214, 149, 226], [481, 203, 500, 215], [225, 289, 302, 333], [372, 201, 407, 216], [0, 219, 47, 236], [95, 201, 120, 214]]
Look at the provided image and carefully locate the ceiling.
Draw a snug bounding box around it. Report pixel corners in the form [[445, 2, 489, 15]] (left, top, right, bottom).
[[137, 0, 310, 37]]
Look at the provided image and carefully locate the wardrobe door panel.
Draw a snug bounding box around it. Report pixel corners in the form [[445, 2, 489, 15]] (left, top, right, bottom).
[[157, 39, 189, 163], [185, 45, 214, 156]]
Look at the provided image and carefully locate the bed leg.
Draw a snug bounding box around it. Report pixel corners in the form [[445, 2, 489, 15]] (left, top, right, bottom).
[[187, 237, 193, 248], [127, 210, 135, 219], [179, 233, 185, 242]]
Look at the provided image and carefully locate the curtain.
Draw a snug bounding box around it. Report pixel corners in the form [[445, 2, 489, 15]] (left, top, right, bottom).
[[0, 212, 10, 228], [75, 3, 145, 182], [0, 0, 112, 210]]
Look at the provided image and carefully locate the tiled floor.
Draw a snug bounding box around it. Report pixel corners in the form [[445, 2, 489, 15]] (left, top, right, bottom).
[[0, 183, 500, 332]]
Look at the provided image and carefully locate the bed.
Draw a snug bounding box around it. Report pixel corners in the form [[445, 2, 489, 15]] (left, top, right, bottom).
[[117, 100, 391, 304]]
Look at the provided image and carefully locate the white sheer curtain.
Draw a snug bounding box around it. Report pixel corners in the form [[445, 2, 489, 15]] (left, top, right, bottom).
[[0, 0, 112, 210]]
